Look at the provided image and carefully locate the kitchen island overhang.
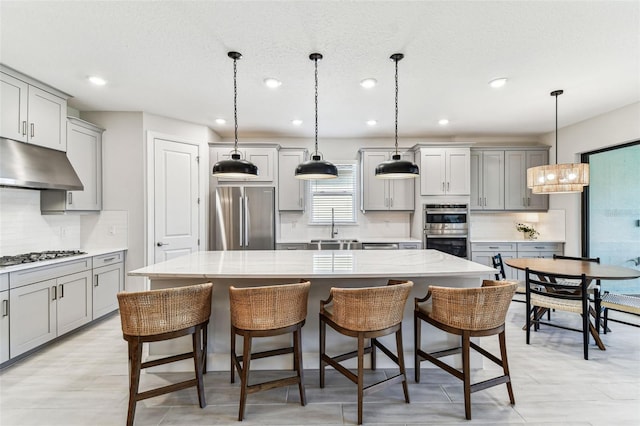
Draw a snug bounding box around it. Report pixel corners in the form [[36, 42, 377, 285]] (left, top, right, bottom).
[[129, 250, 498, 371]]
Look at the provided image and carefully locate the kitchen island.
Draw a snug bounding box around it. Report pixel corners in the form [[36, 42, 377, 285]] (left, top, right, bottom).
[[129, 250, 496, 370]]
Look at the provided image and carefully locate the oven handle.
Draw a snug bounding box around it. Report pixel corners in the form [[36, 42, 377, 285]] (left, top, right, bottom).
[[424, 234, 468, 239], [425, 209, 468, 214]]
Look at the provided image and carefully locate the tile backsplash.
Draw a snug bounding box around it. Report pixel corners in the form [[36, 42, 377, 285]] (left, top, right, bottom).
[[0, 188, 127, 255], [470, 209, 566, 241]]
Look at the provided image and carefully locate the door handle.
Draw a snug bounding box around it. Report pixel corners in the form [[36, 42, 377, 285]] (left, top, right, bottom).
[[244, 196, 250, 247], [239, 196, 244, 247], [156, 242, 168, 247]]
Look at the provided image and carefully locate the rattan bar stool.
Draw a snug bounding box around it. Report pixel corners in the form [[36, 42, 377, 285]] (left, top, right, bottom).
[[229, 281, 311, 421], [319, 280, 413, 425], [414, 280, 517, 420], [117, 282, 213, 426]]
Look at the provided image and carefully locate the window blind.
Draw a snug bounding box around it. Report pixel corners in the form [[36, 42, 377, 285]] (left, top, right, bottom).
[[310, 164, 356, 223]]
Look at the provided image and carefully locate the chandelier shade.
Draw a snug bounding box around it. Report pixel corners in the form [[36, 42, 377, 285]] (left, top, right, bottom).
[[526, 89, 588, 194], [375, 53, 419, 179], [295, 53, 338, 180], [526, 162, 589, 194], [212, 51, 258, 179]]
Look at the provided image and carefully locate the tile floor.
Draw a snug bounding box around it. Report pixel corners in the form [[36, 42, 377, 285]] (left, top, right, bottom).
[[1, 304, 639, 425]]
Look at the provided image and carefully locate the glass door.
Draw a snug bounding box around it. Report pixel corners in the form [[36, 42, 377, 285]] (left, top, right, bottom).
[[583, 141, 639, 294]]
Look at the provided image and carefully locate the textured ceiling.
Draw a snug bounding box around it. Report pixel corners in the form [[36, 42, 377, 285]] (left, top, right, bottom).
[[1, 1, 638, 140]]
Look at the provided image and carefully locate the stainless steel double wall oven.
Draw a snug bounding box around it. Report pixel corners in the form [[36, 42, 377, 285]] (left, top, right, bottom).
[[423, 204, 469, 258]]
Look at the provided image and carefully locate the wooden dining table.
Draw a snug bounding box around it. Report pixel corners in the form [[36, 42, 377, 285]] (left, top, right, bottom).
[[505, 257, 640, 350]]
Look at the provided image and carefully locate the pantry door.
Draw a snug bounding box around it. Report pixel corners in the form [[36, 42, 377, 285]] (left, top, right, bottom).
[[150, 133, 201, 264]]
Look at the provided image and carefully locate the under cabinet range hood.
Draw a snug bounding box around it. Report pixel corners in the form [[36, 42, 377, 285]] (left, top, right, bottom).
[[0, 137, 83, 191]]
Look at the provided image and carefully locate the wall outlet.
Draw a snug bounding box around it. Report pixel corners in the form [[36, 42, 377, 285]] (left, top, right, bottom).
[[60, 226, 67, 237], [109, 225, 117, 235]]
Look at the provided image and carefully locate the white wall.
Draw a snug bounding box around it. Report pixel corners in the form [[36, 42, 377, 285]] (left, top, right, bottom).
[[542, 102, 640, 255]]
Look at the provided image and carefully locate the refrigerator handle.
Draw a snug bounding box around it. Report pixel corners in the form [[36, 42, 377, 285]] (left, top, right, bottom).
[[244, 195, 250, 247], [239, 196, 244, 247]]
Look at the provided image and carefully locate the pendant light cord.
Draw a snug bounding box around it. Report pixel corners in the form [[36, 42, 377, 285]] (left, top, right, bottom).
[[551, 89, 563, 165], [233, 55, 239, 153], [394, 56, 399, 155], [314, 55, 319, 156]]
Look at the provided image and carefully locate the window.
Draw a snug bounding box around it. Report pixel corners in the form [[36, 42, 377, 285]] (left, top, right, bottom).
[[310, 163, 357, 224]]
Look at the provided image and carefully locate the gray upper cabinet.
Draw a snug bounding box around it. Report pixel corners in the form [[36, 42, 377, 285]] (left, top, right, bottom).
[[278, 148, 306, 211], [504, 149, 549, 211], [470, 150, 505, 210], [360, 149, 415, 212], [420, 147, 470, 196], [0, 66, 68, 151], [41, 117, 104, 213], [211, 145, 277, 183]]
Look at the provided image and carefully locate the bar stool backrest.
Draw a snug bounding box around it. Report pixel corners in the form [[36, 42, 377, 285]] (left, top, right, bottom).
[[117, 283, 213, 337], [229, 281, 311, 330], [328, 281, 413, 331]]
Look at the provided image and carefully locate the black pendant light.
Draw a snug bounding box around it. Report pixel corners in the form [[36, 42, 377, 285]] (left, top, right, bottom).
[[375, 53, 419, 179], [295, 53, 338, 180], [212, 51, 258, 179]]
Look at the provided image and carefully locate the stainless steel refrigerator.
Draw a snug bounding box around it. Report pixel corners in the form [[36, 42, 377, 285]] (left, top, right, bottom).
[[211, 186, 275, 250]]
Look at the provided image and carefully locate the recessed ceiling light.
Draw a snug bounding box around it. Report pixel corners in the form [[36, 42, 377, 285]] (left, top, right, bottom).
[[215, 118, 226, 125], [360, 78, 377, 89], [88, 76, 107, 86], [263, 78, 282, 88], [438, 119, 449, 126], [291, 119, 303, 126], [489, 77, 508, 88], [366, 120, 377, 126]]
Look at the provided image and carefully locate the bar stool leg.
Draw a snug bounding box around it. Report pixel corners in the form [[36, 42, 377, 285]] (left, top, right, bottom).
[[396, 328, 410, 403], [294, 327, 306, 405], [414, 312, 422, 383], [319, 315, 326, 388], [230, 327, 237, 384], [238, 334, 253, 421], [192, 326, 206, 408], [462, 332, 471, 420], [499, 330, 515, 405], [126, 340, 143, 426], [357, 333, 365, 425]]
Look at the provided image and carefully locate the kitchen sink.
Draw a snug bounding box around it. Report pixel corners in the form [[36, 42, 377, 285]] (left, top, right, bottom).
[[308, 239, 361, 250]]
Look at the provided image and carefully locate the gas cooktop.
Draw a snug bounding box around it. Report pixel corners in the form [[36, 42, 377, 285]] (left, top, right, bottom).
[[0, 250, 87, 267]]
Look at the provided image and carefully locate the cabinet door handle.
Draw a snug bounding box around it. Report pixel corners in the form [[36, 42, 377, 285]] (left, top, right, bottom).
[[59, 284, 64, 299], [390, 198, 393, 208], [442, 182, 445, 192], [30, 123, 35, 138], [22, 121, 27, 136], [2, 299, 8, 317], [68, 192, 73, 205], [488, 246, 500, 249], [299, 198, 303, 208], [527, 197, 531, 206], [95, 276, 99, 287], [102, 257, 115, 263], [447, 182, 450, 191], [484, 197, 487, 206], [52, 286, 57, 301]]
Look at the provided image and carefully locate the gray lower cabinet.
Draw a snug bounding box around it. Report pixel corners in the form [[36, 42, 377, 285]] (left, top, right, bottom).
[[276, 243, 308, 250], [4, 250, 125, 363], [9, 268, 92, 358], [1, 273, 8, 363], [93, 252, 124, 319], [470, 241, 564, 281]]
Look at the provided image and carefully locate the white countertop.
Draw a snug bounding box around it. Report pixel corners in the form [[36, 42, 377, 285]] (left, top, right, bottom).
[[277, 237, 422, 244], [470, 239, 565, 243], [0, 248, 127, 274], [129, 249, 495, 279]]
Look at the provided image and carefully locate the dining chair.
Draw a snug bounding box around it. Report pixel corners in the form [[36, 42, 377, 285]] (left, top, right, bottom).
[[319, 280, 413, 425], [229, 281, 310, 421], [492, 253, 526, 302], [525, 268, 595, 359], [601, 292, 640, 331], [117, 282, 213, 426], [414, 279, 517, 420], [551, 254, 602, 330]]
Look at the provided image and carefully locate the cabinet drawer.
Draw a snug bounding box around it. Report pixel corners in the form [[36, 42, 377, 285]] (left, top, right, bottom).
[[516, 242, 563, 252], [0, 273, 7, 292], [276, 243, 307, 250], [470, 242, 516, 252], [9, 258, 92, 289], [93, 251, 124, 267], [399, 243, 421, 250]]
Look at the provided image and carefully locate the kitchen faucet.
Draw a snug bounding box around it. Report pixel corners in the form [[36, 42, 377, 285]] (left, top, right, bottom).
[[331, 208, 338, 238]]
